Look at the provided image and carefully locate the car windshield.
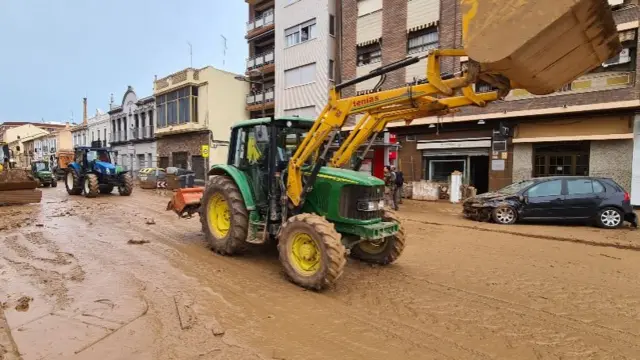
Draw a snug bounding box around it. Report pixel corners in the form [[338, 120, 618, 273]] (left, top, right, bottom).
[[87, 150, 111, 163], [496, 180, 536, 194], [35, 162, 49, 171]]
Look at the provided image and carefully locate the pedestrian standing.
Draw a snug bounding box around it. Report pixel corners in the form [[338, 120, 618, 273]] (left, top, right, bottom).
[[392, 166, 403, 207], [384, 165, 398, 210]]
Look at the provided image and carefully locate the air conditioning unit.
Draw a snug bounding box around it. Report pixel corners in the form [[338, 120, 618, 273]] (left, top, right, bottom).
[[602, 48, 631, 67]]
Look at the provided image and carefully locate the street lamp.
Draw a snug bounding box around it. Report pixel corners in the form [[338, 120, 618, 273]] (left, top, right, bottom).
[[235, 69, 266, 118]]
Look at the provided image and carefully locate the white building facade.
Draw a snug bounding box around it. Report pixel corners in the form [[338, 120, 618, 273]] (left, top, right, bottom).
[[108, 86, 157, 175], [71, 125, 89, 147], [274, 0, 336, 119], [87, 110, 111, 148]]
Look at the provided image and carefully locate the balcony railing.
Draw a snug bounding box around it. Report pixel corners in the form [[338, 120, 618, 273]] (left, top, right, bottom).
[[247, 50, 275, 71], [246, 87, 275, 106], [110, 131, 127, 143], [130, 126, 154, 140], [247, 9, 274, 32]]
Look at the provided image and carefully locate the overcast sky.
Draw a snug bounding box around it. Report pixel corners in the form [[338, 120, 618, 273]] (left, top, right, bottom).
[[0, 0, 248, 123]]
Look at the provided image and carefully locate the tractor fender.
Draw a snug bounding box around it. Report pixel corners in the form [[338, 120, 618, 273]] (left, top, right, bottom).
[[207, 165, 256, 211], [67, 162, 81, 173]]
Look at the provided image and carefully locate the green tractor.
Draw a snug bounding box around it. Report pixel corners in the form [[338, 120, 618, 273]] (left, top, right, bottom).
[[31, 160, 57, 188], [169, 117, 405, 290]]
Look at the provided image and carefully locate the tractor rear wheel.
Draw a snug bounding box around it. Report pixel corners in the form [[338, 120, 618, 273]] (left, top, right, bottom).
[[349, 210, 406, 265], [99, 185, 114, 194], [200, 176, 248, 255], [65, 171, 82, 195], [278, 214, 346, 290], [83, 174, 100, 198], [118, 173, 133, 196]]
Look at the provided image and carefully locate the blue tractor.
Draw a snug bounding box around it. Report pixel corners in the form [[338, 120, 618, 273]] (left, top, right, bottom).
[[65, 146, 133, 198]]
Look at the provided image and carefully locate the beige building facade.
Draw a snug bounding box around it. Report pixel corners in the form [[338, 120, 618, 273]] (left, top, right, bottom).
[[153, 66, 249, 179]]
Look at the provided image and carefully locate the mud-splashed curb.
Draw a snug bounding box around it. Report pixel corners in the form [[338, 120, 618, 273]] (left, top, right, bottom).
[[404, 218, 640, 251], [0, 307, 21, 360]]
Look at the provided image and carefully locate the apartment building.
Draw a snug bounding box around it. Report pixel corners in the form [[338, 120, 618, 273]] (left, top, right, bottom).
[[340, 0, 640, 197], [108, 86, 157, 173], [153, 67, 248, 180], [87, 109, 111, 148], [0, 122, 66, 143], [245, 0, 336, 120]]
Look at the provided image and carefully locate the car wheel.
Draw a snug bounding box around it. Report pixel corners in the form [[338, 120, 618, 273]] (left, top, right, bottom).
[[596, 207, 623, 229], [491, 206, 517, 225]]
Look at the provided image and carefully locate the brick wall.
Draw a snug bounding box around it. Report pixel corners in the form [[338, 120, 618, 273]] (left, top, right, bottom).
[[380, 0, 408, 90], [157, 131, 209, 169], [438, 0, 461, 74], [340, 0, 358, 98]]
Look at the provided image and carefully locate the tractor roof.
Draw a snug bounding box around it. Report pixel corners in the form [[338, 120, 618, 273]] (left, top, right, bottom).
[[232, 116, 315, 129]]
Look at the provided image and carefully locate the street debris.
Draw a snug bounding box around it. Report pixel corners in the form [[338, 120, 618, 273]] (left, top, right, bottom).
[[14, 296, 33, 312], [145, 218, 156, 225], [173, 294, 196, 330], [127, 239, 150, 245]]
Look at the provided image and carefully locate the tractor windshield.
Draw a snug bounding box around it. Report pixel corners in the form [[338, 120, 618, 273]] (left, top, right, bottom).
[[276, 127, 310, 162], [34, 162, 49, 171], [87, 150, 111, 163]]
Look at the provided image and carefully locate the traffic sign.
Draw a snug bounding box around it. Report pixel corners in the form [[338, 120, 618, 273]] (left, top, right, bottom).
[[201, 145, 210, 158]]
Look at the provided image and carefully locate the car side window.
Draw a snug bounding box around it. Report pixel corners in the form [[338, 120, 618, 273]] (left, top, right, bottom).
[[593, 180, 605, 193], [567, 179, 593, 195], [527, 180, 562, 197]]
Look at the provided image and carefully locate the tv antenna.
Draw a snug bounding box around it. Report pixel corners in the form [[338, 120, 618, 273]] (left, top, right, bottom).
[[221, 35, 227, 67]]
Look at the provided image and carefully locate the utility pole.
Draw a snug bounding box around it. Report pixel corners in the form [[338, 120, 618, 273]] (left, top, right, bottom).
[[220, 35, 227, 67], [187, 42, 193, 68]]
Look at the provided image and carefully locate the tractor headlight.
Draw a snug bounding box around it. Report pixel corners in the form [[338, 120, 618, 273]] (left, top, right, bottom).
[[105, 168, 110, 174], [357, 200, 385, 212]]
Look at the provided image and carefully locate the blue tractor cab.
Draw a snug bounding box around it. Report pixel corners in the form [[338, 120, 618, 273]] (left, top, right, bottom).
[[65, 146, 133, 198]]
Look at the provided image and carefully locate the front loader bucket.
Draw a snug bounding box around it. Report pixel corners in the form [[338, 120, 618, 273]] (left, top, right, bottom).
[[463, 0, 621, 95], [167, 187, 204, 218]]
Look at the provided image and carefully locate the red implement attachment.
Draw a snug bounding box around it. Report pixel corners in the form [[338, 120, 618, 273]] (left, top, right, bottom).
[[167, 187, 204, 218]]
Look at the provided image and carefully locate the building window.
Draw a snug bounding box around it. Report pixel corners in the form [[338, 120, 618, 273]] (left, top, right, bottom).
[[284, 106, 317, 119], [357, 43, 382, 66], [406, 135, 416, 141], [408, 27, 438, 55], [328, 59, 335, 81], [284, 63, 316, 88], [329, 15, 336, 37], [156, 86, 198, 128], [285, 19, 317, 47], [533, 142, 590, 177]]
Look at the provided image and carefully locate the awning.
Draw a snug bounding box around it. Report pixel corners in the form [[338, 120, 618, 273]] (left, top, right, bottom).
[[513, 133, 633, 143], [417, 137, 491, 150], [407, 21, 439, 34], [356, 37, 382, 47], [422, 148, 490, 157]]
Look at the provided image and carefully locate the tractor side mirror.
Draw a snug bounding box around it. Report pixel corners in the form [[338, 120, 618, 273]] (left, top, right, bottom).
[[255, 125, 269, 144]]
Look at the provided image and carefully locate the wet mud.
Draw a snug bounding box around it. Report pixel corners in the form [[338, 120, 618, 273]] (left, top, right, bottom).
[[1, 185, 640, 359]]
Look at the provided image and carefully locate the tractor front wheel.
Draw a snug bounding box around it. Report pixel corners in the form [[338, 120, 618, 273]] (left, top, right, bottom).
[[349, 210, 406, 265], [200, 176, 248, 255], [83, 174, 100, 198], [278, 214, 346, 290], [65, 170, 82, 195], [118, 173, 133, 196]]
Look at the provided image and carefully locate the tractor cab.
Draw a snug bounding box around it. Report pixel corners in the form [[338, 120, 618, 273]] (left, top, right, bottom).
[[0, 143, 13, 171]]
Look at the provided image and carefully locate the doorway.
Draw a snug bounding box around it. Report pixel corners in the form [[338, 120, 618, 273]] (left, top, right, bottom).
[[470, 156, 489, 193]]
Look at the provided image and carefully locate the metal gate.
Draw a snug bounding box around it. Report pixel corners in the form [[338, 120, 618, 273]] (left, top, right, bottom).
[[191, 155, 205, 180]]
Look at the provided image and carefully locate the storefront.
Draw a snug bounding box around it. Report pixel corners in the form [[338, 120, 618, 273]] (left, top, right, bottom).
[[512, 113, 634, 192], [156, 130, 210, 181], [417, 137, 491, 193]]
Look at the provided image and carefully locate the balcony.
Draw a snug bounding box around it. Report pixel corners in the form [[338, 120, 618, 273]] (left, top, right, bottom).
[[155, 121, 208, 137], [110, 131, 127, 144], [246, 87, 275, 112], [246, 9, 274, 39], [129, 126, 155, 141], [504, 71, 635, 101], [246, 50, 275, 74]]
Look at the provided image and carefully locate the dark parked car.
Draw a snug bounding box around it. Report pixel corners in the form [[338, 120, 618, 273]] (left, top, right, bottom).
[[462, 176, 637, 229]]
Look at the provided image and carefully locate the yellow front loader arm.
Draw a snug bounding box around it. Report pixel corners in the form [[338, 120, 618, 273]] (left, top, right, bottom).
[[286, 49, 504, 206]]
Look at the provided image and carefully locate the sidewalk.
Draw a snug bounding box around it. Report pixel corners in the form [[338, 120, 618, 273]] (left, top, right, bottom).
[[397, 199, 640, 250]]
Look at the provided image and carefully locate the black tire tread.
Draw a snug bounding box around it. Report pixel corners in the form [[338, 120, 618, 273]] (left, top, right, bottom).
[[85, 174, 100, 198], [66, 169, 82, 195], [200, 176, 249, 255], [278, 213, 346, 290], [118, 173, 134, 196]]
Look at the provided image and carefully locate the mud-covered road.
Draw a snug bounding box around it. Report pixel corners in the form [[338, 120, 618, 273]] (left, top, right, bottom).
[[2, 185, 640, 360]]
